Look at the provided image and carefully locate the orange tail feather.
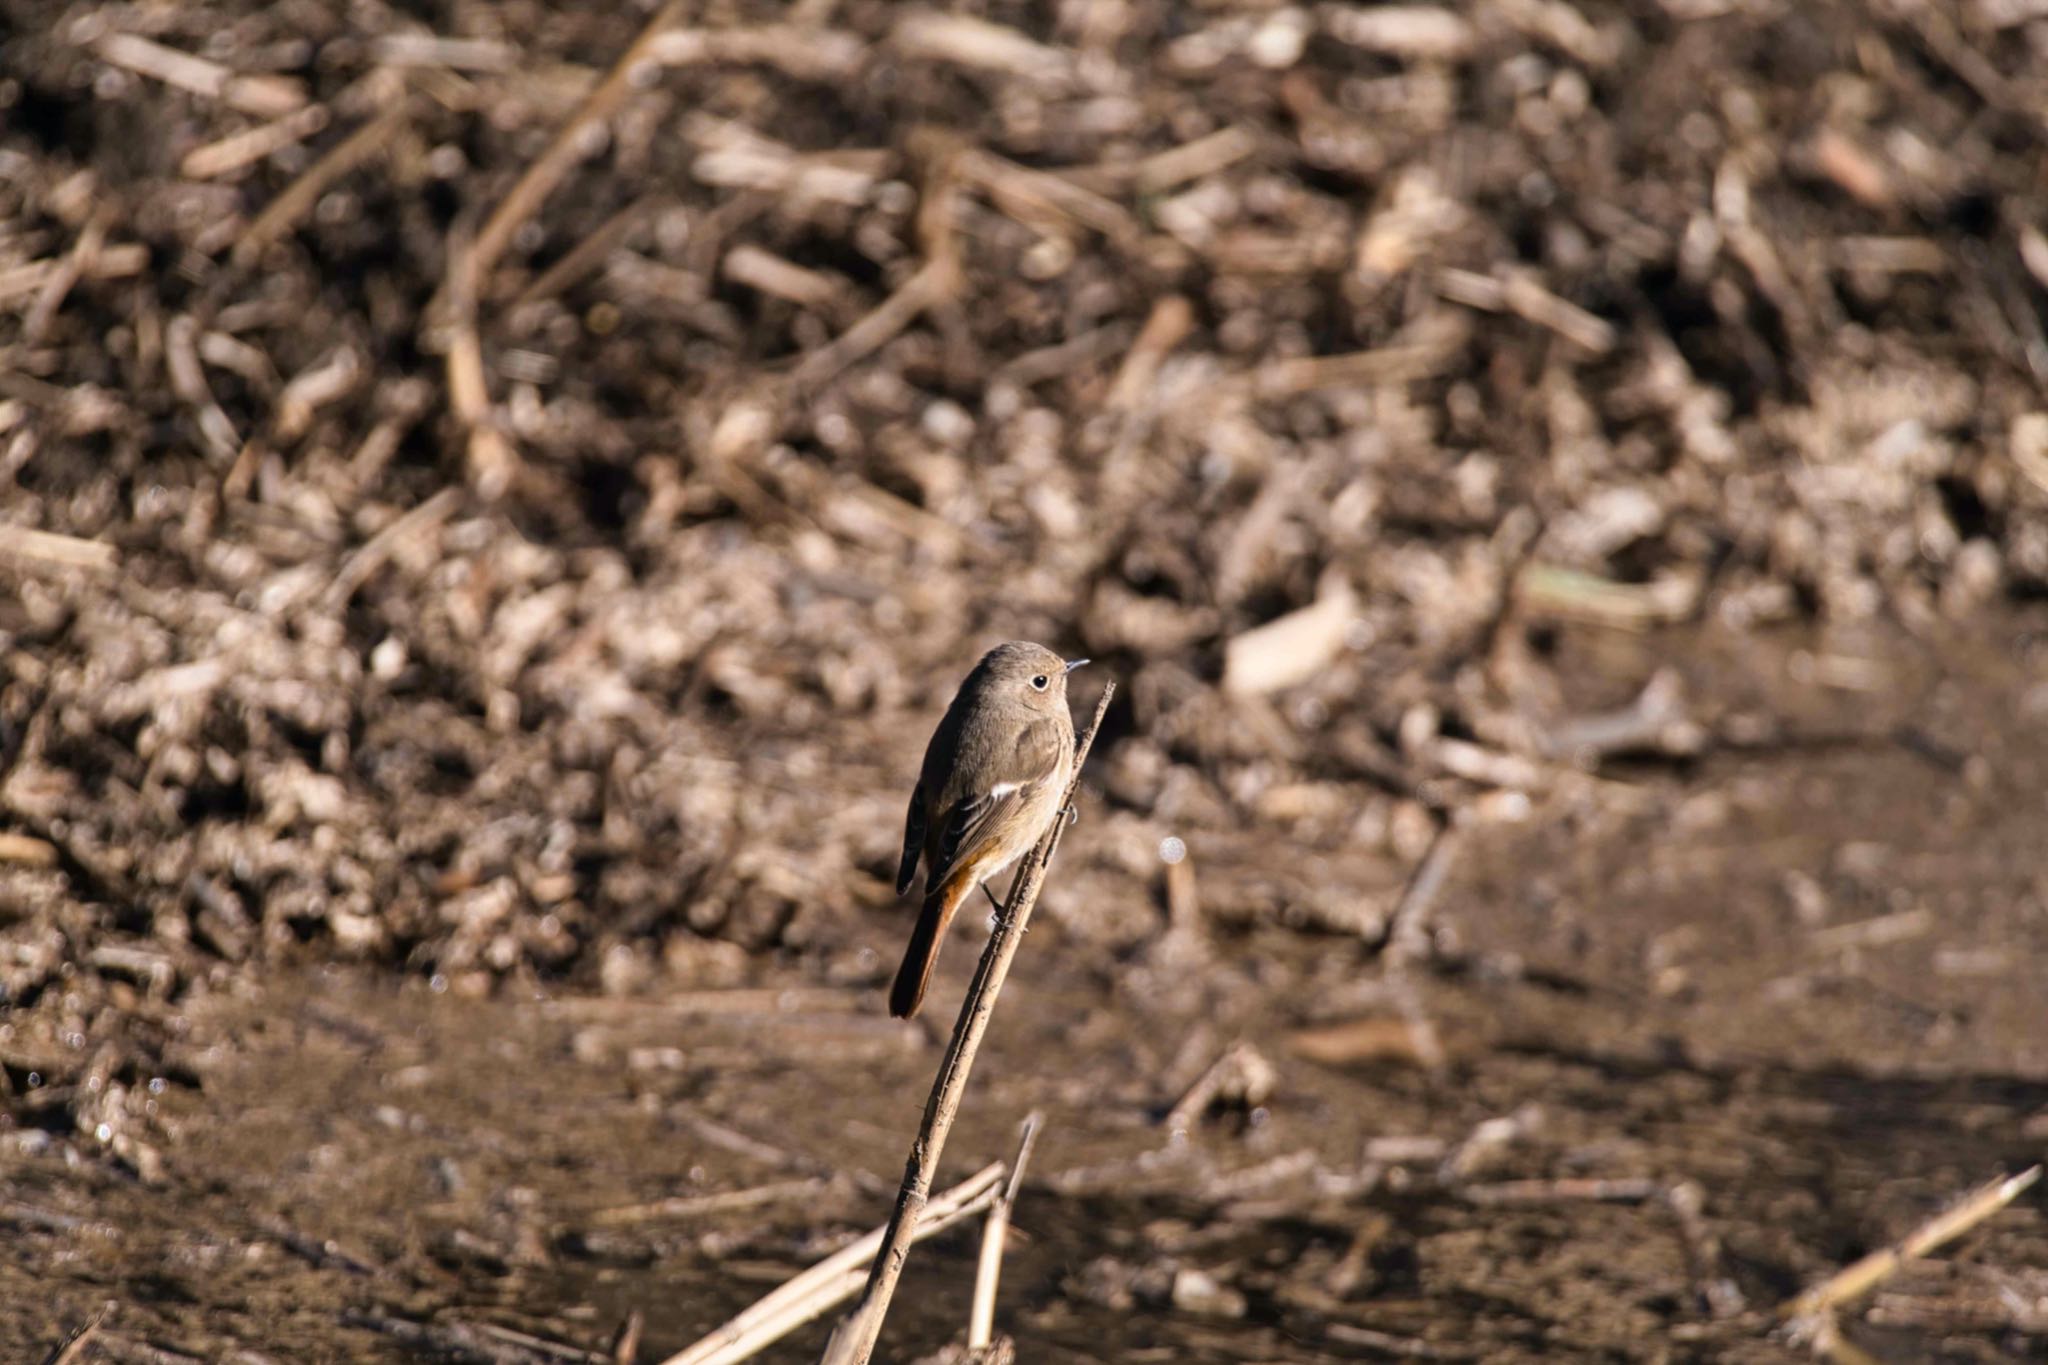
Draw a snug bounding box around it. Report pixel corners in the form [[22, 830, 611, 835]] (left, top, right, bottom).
[[889, 875, 970, 1019]]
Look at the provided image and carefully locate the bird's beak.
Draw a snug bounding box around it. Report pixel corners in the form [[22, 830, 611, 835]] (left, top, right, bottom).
[[1064, 658, 1091, 672]]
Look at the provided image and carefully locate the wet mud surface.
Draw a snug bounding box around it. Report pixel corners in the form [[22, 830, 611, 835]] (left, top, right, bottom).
[[9, 619, 2048, 1362]]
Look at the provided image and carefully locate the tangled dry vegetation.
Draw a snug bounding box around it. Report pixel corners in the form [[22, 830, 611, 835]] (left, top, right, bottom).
[[2, 0, 2046, 1168]]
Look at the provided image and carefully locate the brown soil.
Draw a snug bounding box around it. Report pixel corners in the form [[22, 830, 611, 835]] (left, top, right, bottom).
[[3, 1, 2046, 1361]]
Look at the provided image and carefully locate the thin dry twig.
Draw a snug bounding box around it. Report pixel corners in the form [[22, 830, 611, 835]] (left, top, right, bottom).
[[1539, 667, 1705, 765], [0, 245, 149, 306], [1437, 266, 1617, 354], [273, 346, 364, 444], [1131, 126, 1260, 196], [592, 1175, 830, 1227], [684, 118, 888, 205], [658, 1162, 1008, 1365], [41, 1302, 114, 1365], [23, 207, 114, 345], [164, 315, 242, 463], [1106, 295, 1194, 412], [1163, 1041, 1276, 1133], [722, 244, 860, 325], [181, 104, 334, 180], [891, 10, 1078, 89], [1515, 563, 1700, 630], [608, 1313, 643, 1365], [0, 525, 119, 577], [0, 832, 61, 865], [1376, 811, 1460, 967], [371, 31, 518, 72], [232, 99, 412, 267], [1459, 1177, 1661, 1205], [1322, 1323, 1479, 1360], [441, 227, 522, 500], [820, 682, 1116, 1365], [466, 1, 684, 295], [1221, 573, 1356, 697], [651, 25, 866, 82], [344, 377, 432, 492], [93, 32, 306, 116], [1780, 1166, 2042, 1321], [345, 1312, 605, 1365], [789, 260, 954, 392], [1807, 1315, 1885, 1365], [510, 194, 660, 315], [325, 486, 463, 608], [1662, 1178, 1747, 1319], [1248, 313, 1469, 398], [967, 1112, 1043, 1351], [957, 149, 1140, 244]]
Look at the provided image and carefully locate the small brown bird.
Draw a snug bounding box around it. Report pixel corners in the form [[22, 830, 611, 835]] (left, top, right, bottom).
[[890, 642, 1087, 1019]]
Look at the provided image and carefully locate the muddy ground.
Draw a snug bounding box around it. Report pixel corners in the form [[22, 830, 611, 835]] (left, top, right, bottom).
[[3, 1, 2048, 1361]]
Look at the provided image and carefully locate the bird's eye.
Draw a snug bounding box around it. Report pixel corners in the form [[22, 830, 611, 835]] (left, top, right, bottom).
[[1030, 674, 1049, 691]]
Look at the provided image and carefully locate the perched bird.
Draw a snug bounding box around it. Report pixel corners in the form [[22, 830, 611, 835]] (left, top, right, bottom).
[[889, 642, 1088, 1018]]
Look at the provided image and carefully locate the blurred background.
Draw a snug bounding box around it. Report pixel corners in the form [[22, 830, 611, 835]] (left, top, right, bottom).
[[3, 0, 2046, 1360]]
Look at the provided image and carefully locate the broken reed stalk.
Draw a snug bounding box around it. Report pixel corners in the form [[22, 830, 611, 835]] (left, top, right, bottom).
[[658, 1162, 1008, 1365], [1779, 1164, 2041, 1321], [967, 1111, 1043, 1350], [821, 682, 1116, 1365], [43, 1302, 113, 1365]]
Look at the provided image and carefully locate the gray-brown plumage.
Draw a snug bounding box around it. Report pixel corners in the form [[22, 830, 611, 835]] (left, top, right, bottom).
[[890, 642, 1085, 1019]]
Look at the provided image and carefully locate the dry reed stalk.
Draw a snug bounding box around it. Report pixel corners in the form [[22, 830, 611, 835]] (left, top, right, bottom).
[[820, 683, 1116, 1365], [1780, 1166, 2041, 1321], [966, 1112, 1043, 1350], [658, 1162, 1008, 1365]]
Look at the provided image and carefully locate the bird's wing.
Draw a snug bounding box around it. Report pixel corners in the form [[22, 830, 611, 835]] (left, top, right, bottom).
[[895, 783, 927, 896], [925, 717, 1067, 889]]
